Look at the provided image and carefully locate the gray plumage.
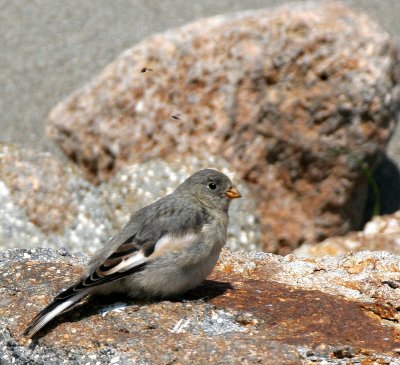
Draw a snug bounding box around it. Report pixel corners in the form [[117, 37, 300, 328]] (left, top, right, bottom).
[[24, 169, 241, 337]]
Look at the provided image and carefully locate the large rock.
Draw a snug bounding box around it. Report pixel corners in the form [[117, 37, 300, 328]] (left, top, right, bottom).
[[48, 2, 400, 253], [1, 247, 400, 364], [0, 144, 259, 253]]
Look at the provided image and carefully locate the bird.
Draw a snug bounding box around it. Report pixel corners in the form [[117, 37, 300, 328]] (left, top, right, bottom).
[[23, 169, 241, 337]]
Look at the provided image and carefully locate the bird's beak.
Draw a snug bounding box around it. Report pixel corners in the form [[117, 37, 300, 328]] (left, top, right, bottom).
[[225, 187, 241, 199]]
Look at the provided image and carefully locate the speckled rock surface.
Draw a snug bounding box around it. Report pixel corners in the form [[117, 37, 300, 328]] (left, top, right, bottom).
[[1, 248, 399, 364], [294, 210, 400, 257], [48, 2, 400, 253], [0, 144, 113, 254], [0, 144, 259, 253]]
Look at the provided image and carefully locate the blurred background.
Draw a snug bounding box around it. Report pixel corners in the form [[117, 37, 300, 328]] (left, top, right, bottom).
[[1, 0, 400, 160]]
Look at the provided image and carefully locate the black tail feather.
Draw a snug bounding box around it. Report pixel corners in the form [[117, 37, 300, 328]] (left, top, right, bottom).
[[23, 284, 89, 337]]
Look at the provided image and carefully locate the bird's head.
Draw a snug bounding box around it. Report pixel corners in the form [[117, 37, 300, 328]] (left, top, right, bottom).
[[176, 169, 241, 212]]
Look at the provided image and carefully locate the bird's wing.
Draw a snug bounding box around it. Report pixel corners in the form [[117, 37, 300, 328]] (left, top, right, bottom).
[[66, 196, 207, 297], [60, 237, 151, 298]]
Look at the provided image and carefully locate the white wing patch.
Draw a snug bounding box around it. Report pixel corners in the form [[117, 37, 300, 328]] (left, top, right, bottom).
[[151, 233, 199, 258], [100, 251, 146, 275], [101, 232, 198, 274]]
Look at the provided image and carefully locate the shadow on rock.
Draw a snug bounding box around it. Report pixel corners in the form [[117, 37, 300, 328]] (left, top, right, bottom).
[[173, 280, 234, 301], [364, 153, 400, 223]]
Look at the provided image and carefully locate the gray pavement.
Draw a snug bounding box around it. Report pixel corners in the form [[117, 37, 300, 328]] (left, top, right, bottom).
[[1, 0, 400, 161]]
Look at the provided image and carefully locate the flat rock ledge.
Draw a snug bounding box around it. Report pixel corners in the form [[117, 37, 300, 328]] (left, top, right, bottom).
[[1, 248, 400, 364]]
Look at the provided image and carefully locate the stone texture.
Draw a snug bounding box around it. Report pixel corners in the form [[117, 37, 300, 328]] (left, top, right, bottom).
[[0, 144, 84, 235], [0, 144, 114, 254], [0, 144, 259, 253], [1, 248, 400, 364], [48, 2, 400, 253], [294, 210, 400, 257]]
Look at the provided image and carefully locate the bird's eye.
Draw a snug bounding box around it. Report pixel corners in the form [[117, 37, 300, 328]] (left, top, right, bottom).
[[208, 182, 217, 190]]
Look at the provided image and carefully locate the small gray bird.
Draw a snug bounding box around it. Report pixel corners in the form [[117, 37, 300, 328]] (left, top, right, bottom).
[[24, 169, 241, 337]]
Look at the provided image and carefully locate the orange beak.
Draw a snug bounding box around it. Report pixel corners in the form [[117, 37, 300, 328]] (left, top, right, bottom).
[[225, 187, 241, 199]]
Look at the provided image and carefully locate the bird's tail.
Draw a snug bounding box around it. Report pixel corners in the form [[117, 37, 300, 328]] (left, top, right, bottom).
[[23, 285, 90, 337]]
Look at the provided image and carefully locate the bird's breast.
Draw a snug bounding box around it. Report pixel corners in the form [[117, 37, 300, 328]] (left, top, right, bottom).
[[201, 213, 228, 251]]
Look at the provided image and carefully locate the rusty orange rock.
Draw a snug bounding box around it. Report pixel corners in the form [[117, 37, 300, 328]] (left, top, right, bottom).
[[1, 248, 400, 363]]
